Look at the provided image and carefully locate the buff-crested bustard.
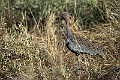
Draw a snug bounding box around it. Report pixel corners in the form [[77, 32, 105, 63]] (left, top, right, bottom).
[[60, 12, 105, 76]]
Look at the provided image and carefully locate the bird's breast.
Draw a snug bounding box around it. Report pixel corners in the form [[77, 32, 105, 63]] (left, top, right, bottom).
[[65, 39, 78, 54]]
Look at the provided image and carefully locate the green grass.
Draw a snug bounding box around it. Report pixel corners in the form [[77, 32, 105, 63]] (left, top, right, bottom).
[[0, 0, 120, 80]]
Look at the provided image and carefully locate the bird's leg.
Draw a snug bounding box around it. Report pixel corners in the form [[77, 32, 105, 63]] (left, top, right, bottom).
[[77, 55, 81, 80], [78, 55, 80, 70], [83, 54, 87, 68]]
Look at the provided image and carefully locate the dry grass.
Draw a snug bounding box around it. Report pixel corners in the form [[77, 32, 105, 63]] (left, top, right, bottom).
[[0, 0, 120, 80]]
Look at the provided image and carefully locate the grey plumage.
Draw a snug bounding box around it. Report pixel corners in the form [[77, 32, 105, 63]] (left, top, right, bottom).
[[60, 12, 104, 57]]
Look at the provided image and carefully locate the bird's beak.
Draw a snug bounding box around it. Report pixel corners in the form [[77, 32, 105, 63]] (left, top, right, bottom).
[[59, 14, 64, 20], [59, 14, 62, 17]]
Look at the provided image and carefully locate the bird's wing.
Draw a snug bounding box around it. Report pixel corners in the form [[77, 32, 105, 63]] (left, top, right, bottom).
[[72, 35, 104, 56]]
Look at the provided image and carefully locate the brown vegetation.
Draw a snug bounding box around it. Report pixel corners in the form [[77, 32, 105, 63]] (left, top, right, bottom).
[[0, 0, 120, 80]]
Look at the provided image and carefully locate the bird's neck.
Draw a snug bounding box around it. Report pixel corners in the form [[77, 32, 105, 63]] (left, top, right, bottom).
[[66, 21, 72, 38]]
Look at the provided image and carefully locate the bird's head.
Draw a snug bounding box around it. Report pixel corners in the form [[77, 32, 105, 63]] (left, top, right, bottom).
[[60, 12, 71, 24]]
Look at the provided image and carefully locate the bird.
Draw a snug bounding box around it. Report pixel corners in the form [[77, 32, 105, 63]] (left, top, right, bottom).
[[60, 12, 105, 77], [60, 12, 105, 57]]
